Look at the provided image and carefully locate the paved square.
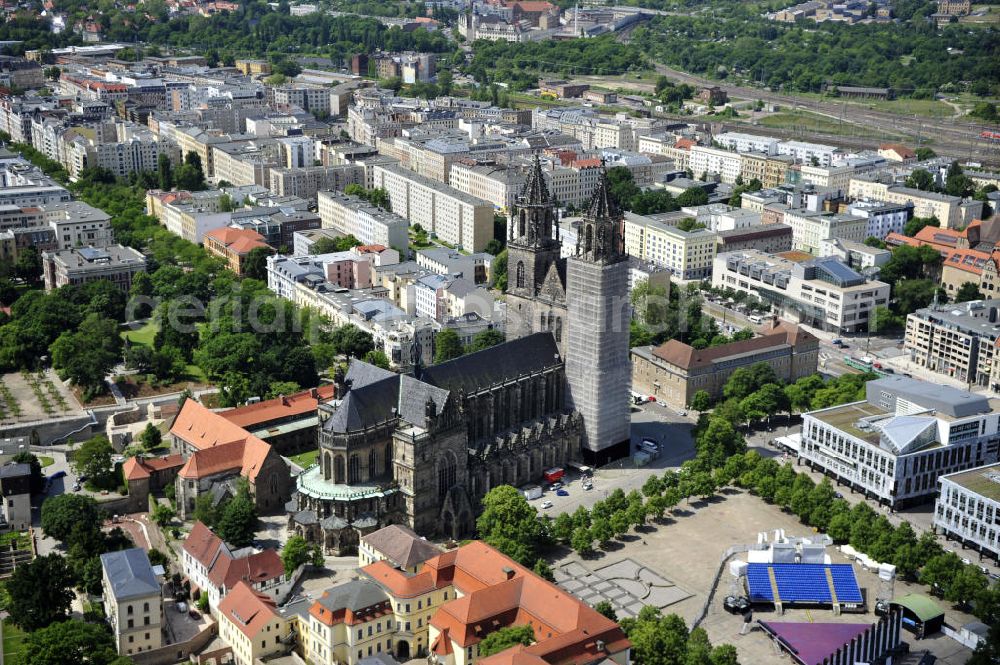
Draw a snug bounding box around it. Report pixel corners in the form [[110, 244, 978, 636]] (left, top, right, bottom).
[[554, 556, 692, 618]]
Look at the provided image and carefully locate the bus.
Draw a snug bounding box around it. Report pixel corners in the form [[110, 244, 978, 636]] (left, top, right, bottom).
[[567, 461, 593, 477]]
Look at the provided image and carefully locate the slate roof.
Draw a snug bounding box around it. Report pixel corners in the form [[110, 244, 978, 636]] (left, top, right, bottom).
[[419, 332, 561, 394], [316, 579, 389, 614], [362, 524, 441, 569], [322, 375, 399, 433], [101, 548, 160, 600]]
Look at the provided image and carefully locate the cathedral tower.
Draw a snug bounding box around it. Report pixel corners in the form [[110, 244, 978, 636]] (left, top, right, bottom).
[[564, 165, 631, 463], [505, 155, 569, 357]]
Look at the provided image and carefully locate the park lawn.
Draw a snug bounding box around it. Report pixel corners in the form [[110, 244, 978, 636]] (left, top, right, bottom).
[[289, 449, 319, 468], [38, 455, 54, 468], [122, 320, 158, 346], [2, 619, 26, 663]]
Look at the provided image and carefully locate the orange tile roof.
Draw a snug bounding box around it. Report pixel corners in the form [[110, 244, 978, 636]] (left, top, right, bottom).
[[356, 245, 388, 254], [221, 385, 334, 429], [218, 581, 280, 639], [879, 143, 916, 159], [943, 247, 992, 275], [365, 541, 630, 663], [571, 158, 602, 169], [674, 138, 696, 150], [123, 454, 185, 481], [171, 399, 254, 451]]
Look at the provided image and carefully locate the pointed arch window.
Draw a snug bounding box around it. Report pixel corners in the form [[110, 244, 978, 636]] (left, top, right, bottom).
[[515, 261, 525, 289]]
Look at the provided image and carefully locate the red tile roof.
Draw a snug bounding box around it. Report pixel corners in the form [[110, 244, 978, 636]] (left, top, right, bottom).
[[674, 138, 697, 150], [204, 227, 269, 255], [183, 521, 227, 569], [208, 549, 284, 590], [218, 581, 280, 639], [943, 247, 992, 275], [172, 400, 273, 481], [171, 399, 251, 451], [122, 454, 185, 481], [651, 321, 816, 371], [221, 385, 334, 429]]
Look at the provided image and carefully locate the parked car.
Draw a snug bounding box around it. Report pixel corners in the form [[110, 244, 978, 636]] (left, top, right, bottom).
[[188, 610, 201, 620], [723, 595, 750, 614], [541, 500, 553, 509], [832, 338, 843, 346], [556, 489, 569, 497], [72, 483, 81, 492], [583, 482, 593, 491], [176, 602, 188, 613]]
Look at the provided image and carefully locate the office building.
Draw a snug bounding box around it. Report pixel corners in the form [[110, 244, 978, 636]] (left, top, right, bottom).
[[935, 462, 1000, 560], [800, 376, 1000, 508], [904, 299, 1000, 388]]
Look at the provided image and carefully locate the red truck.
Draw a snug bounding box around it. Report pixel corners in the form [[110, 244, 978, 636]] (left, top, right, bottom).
[[543, 467, 565, 483]]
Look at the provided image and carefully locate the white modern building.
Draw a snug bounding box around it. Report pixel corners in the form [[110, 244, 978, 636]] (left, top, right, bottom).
[[712, 250, 890, 333], [935, 463, 1000, 561], [316, 190, 409, 251], [848, 200, 913, 239], [714, 132, 780, 155], [801, 376, 1000, 508]]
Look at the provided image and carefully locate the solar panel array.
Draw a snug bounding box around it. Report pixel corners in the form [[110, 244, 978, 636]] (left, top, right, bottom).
[[746, 563, 863, 605]]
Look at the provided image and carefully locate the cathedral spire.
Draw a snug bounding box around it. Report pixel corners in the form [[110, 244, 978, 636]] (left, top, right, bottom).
[[575, 164, 625, 264], [520, 153, 551, 207]]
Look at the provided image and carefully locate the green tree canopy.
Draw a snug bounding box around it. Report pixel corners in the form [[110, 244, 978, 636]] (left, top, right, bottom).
[[434, 329, 465, 363], [479, 625, 535, 657], [20, 619, 120, 665], [6, 553, 75, 631]]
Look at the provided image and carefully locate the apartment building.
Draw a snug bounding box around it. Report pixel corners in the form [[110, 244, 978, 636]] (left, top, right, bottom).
[[0, 463, 32, 531], [160, 200, 232, 244], [211, 139, 284, 188], [935, 463, 1000, 561], [317, 191, 409, 251], [268, 164, 366, 201], [847, 200, 913, 239], [781, 207, 868, 254], [800, 376, 1000, 508], [623, 213, 717, 280], [41, 200, 114, 249], [632, 321, 819, 408], [416, 247, 492, 284], [848, 179, 965, 228], [793, 155, 887, 190], [101, 548, 163, 656], [777, 140, 839, 166], [688, 145, 743, 184], [712, 250, 890, 333], [273, 85, 332, 116], [717, 224, 794, 255], [372, 163, 493, 252], [740, 152, 795, 188], [714, 132, 781, 155], [43, 244, 147, 292], [904, 299, 1000, 387]]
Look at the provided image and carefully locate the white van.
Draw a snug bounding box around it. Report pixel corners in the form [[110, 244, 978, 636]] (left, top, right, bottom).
[[748, 315, 763, 324]]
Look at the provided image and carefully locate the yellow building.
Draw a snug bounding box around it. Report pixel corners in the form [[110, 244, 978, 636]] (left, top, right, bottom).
[[218, 581, 289, 665], [100, 548, 163, 657], [235, 59, 272, 76]]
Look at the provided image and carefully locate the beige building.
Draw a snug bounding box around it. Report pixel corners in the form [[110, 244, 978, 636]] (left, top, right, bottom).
[[848, 178, 965, 229], [100, 548, 163, 657], [740, 152, 794, 188], [268, 164, 366, 200], [905, 299, 1000, 388], [317, 191, 410, 250], [43, 244, 147, 292], [218, 582, 288, 665], [631, 321, 819, 408], [623, 213, 717, 280], [371, 163, 493, 252], [781, 208, 868, 254]]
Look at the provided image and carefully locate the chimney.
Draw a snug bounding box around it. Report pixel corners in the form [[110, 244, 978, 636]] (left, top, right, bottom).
[[502, 566, 515, 580]]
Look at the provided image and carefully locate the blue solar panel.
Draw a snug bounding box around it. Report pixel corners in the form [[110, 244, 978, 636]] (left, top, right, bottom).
[[745, 563, 862, 605]]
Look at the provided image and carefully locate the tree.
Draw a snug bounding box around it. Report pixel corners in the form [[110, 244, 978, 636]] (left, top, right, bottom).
[[570, 526, 593, 556], [594, 600, 618, 621], [192, 494, 218, 527], [434, 328, 465, 363], [479, 625, 535, 657], [954, 281, 984, 303], [216, 482, 258, 547], [140, 422, 163, 450], [690, 390, 712, 412], [477, 486, 545, 565], [363, 349, 390, 369], [41, 494, 101, 543], [946, 565, 988, 605], [243, 246, 274, 281], [904, 168, 935, 191], [532, 558, 554, 581], [6, 553, 75, 631], [72, 435, 117, 489], [14, 247, 42, 283], [493, 249, 508, 290], [469, 329, 505, 352], [150, 503, 175, 527], [903, 215, 940, 237], [21, 619, 121, 665], [50, 314, 122, 399], [552, 512, 574, 542], [157, 153, 173, 191], [331, 324, 375, 358], [591, 516, 613, 546], [281, 535, 323, 574]]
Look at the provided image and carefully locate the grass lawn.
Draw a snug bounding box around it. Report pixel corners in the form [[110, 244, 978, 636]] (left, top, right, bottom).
[[289, 449, 319, 468], [0, 531, 30, 549], [38, 455, 54, 468], [2, 619, 26, 663], [122, 320, 158, 346]]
